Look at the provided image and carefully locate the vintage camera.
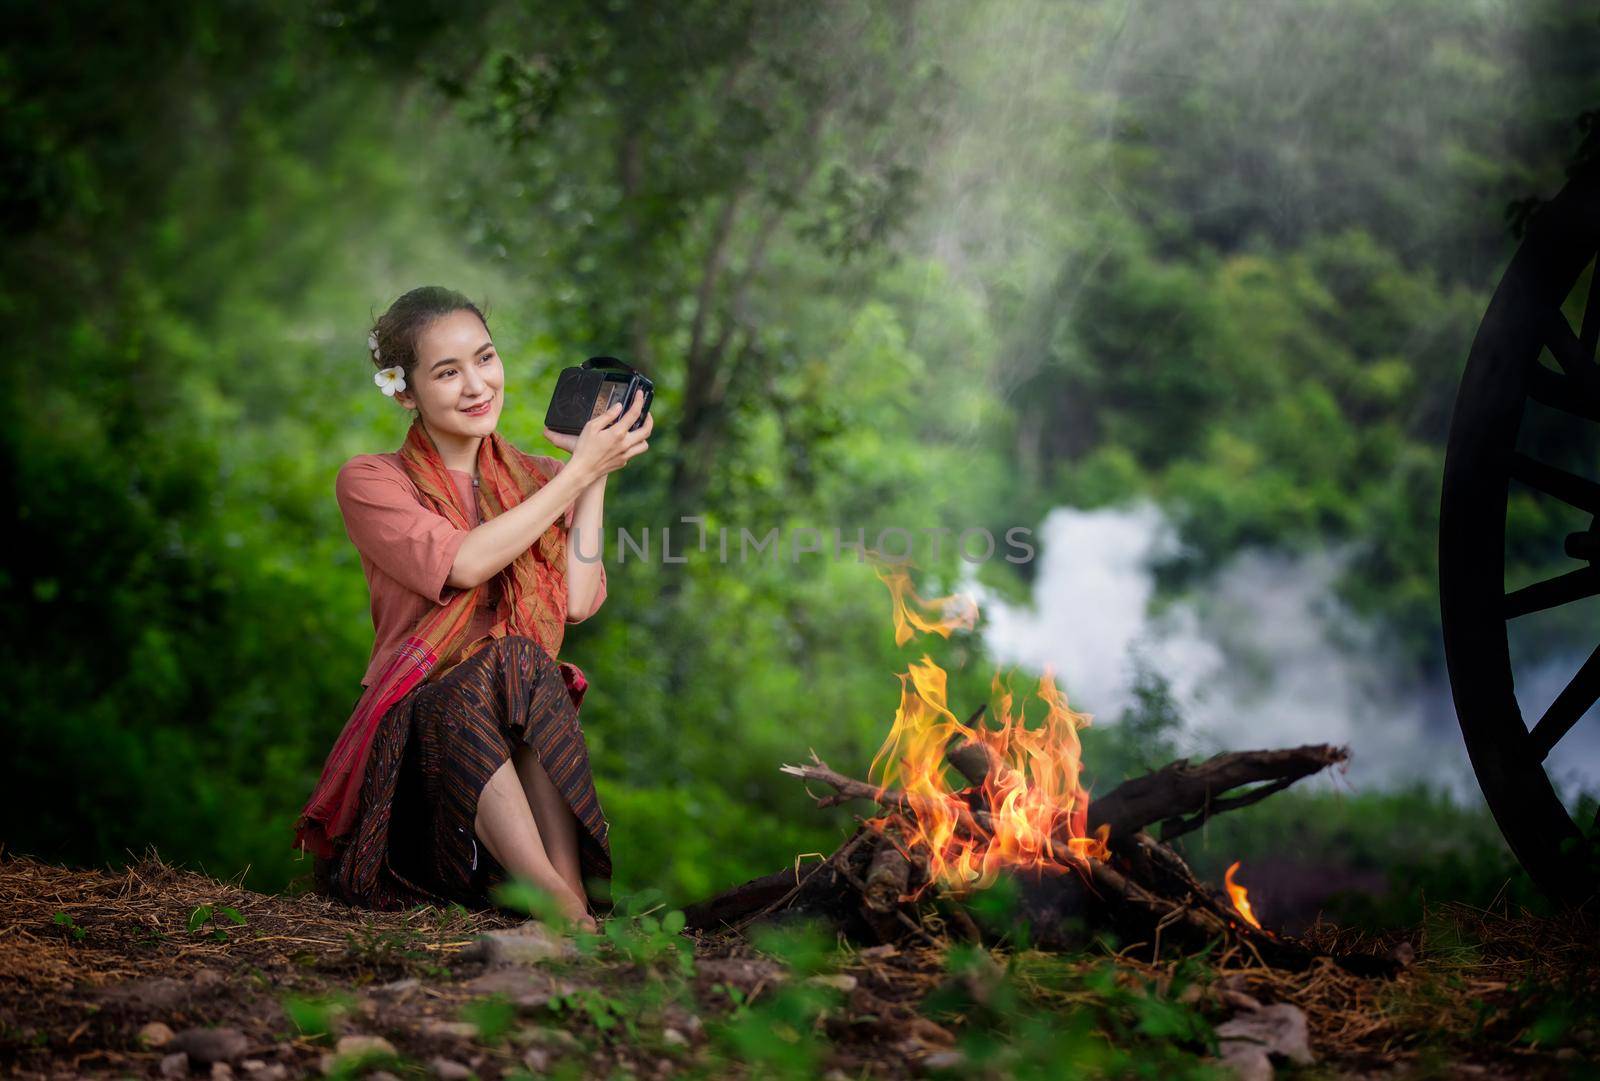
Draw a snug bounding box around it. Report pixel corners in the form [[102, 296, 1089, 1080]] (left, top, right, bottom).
[[544, 356, 654, 436]]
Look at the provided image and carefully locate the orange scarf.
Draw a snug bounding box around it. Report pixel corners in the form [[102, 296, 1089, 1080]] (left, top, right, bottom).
[[293, 421, 587, 859]]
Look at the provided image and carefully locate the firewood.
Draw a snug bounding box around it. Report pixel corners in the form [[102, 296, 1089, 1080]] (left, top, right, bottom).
[[681, 868, 798, 931], [863, 841, 912, 914], [1087, 745, 1349, 841], [779, 754, 990, 839]]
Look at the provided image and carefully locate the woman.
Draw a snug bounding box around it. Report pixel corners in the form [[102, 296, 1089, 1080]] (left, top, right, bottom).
[[292, 285, 652, 932]]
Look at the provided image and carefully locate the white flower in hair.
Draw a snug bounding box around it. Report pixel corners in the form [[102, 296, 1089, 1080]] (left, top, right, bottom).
[[374, 365, 407, 396], [367, 332, 382, 360]]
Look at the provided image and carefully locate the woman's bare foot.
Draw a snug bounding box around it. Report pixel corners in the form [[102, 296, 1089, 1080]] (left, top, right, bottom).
[[555, 891, 598, 934]]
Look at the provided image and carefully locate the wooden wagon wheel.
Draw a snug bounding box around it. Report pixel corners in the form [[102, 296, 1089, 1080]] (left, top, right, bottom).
[[1440, 159, 1600, 906]]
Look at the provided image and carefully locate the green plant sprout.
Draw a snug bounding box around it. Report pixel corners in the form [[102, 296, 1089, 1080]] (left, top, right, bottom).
[[186, 903, 247, 942], [280, 991, 357, 1044], [51, 911, 86, 941]]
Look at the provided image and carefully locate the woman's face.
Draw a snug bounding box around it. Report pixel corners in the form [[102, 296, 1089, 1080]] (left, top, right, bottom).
[[396, 309, 504, 438]]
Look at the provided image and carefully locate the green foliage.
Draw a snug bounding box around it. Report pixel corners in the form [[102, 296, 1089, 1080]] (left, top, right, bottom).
[[340, 923, 445, 976], [584, 890, 694, 975], [319, 1044, 404, 1081], [922, 946, 1225, 1079], [546, 986, 632, 1038], [186, 903, 248, 943], [281, 991, 358, 1044], [51, 911, 86, 943], [459, 993, 517, 1045], [488, 878, 571, 927], [705, 919, 844, 1081]]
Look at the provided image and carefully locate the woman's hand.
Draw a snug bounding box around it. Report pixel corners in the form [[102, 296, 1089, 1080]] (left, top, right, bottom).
[[545, 390, 653, 485]]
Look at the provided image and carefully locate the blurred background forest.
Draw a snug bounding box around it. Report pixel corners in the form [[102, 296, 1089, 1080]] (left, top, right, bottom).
[[5, 0, 1599, 931]]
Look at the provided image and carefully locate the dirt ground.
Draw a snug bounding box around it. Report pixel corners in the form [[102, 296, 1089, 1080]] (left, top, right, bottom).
[[2, 846, 1593, 1080]]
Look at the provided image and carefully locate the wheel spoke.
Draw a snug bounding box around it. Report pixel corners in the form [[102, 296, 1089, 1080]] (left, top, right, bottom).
[[1509, 452, 1600, 515], [1527, 365, 1600, 422], [1529, 644, 1600, 760], [1504, 565, 1600, 619], [1545, 311, 1600, 396], [1581, 260, 1600, 358]]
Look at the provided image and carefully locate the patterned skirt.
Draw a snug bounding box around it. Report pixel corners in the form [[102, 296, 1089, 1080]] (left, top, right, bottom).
[[315, 634, 612, 915]]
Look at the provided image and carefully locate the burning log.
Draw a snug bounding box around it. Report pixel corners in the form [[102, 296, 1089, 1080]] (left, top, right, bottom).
[[693, 745, 1392, 974]]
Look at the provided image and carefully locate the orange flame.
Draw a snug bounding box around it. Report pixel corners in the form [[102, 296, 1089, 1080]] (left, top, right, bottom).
[[876, 564, 980, 646], [864, 562, 1107, 896], [1224, 861, 1261, 928]]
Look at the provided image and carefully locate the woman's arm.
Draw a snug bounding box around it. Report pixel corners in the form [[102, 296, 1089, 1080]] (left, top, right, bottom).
[[565, 473, 607, 620], [453, 389, 651, 591], [447, 468, 589, 590]]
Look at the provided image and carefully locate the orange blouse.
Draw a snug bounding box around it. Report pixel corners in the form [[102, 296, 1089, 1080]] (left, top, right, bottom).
[[335, 452, 607, 687]]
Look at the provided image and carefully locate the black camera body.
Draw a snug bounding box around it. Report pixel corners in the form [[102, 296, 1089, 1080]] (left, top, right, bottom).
[[544, 356, 654, 436]]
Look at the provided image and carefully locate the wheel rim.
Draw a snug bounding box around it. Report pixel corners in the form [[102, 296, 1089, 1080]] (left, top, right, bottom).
[[1439, 159, 1600, 906]]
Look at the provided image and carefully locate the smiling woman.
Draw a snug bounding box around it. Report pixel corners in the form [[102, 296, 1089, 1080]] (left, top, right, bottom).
[[293, 285, 654, 933]]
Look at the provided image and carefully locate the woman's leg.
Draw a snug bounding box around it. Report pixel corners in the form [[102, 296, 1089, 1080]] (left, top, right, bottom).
[[512, 742, 587, 907], [473, 758, 592, 927]]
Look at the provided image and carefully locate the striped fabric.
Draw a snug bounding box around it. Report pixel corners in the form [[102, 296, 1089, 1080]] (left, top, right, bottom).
[[317, 634, 611, 912], [295, 416, 597, 870]]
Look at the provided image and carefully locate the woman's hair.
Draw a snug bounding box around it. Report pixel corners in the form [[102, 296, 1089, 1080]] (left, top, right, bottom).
[[368, 286, 492, 385]]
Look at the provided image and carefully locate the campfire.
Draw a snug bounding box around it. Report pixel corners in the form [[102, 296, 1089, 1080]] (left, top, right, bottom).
[[685, 560, 1390, 975]]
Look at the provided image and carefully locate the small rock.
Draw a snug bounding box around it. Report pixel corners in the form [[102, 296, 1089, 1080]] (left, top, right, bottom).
[[171, 1028, 250, 1066], [421, 1020, 479, 1040], [159, 1052, 189, 1079], [806, 973, 858, 992], [376, 977, 420, 998], [459, 924, 575, 967], [462, 967, 565, 1009], [210, 1064, 233, 1081], [662, 1029, 688, 1048], [918, 1049, 966, 1074], [242, 1064, 287, 1081], [522, 1048, 549, 1072], [514, 1024, 579, 1049], [190, 969, 226, 990], [1389, 941, 1416, 968], [1216, 1003, 1314, 1066], [1218, 989, 1263, 1013], [1216, 1045, 1272, 1081], [333, 1035, 398, 1060], [429, 1059, 472, 1081], [368, 1073, 403, 1081], [138, 1022, 176, 1049]]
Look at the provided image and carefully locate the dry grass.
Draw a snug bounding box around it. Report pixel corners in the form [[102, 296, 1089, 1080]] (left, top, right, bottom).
[[2, 843, 1594, 1079]]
